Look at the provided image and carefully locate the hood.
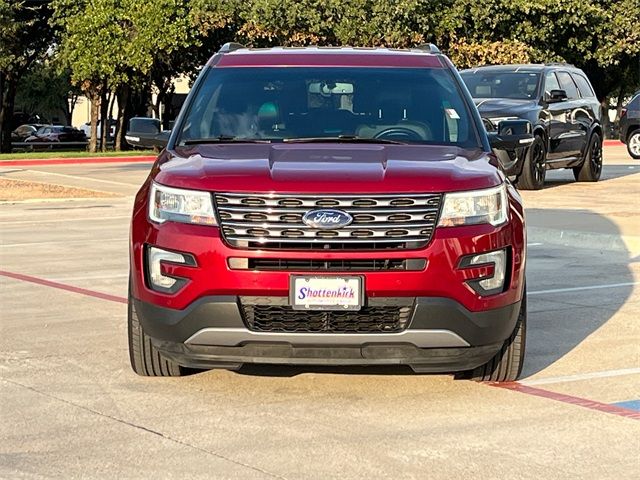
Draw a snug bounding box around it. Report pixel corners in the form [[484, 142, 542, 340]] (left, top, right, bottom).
[[473, 98, 538, 117], [153, 143, 503, 194]]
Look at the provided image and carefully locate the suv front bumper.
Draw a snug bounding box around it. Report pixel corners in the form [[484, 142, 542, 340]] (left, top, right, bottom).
[[134, 295, 521, 372]]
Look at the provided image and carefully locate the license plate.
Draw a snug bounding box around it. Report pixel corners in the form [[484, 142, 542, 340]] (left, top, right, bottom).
[[290, 275, 363, 311]]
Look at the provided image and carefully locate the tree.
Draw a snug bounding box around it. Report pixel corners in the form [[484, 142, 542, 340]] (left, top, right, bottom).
[[15, 62, 81, 125], [0, 0, 56, 152], [52, 0, 199, 151]]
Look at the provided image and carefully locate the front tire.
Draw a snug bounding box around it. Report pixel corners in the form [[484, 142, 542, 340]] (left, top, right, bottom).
[[516, 135, 546, 190], [573, 132, 603, 182], [460, 289, 527, 382], [128, 291, 186, 377], [627, 129, 640, 159]]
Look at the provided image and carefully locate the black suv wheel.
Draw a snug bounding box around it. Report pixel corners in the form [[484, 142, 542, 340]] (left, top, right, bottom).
[[628, 129, 640, 159], [573, 133, 603, 182], [516, 135, 546, 190]]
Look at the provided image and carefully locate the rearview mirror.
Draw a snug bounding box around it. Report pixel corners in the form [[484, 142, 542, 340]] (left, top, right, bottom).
[[487, 119, 534, 151], [547, 89, 568, 103], [308, 82, 354, 95]]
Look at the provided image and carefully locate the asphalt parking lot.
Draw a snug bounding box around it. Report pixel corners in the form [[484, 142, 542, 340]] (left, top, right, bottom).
[[1, 145, 639, 479]]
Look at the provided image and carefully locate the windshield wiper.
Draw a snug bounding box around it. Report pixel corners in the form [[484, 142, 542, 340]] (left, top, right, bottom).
[[283, 135, 405, 145], [182, 135, 272, 145]]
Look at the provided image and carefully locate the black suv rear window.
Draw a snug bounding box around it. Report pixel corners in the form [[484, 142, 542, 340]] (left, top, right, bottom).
[[556, 72, 579, 100], [571, 73, 596, 99], [177, 67, 481, 148]]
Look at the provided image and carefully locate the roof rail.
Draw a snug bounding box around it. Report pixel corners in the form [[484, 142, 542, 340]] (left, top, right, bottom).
[[415, 43, 441, 54], [545, 62, 576, 68], [218, 42, 245, 53]]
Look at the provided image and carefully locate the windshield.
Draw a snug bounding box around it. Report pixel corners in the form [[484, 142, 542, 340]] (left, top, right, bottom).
[[460, 71, 540, 100], [177, 67, 481, 148]]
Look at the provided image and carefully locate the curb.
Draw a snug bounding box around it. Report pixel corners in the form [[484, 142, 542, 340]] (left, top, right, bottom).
[[0, 155, 156, 167], [603, 140, 623, 146]]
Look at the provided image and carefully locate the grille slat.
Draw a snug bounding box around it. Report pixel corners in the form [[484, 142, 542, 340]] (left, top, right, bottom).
[[241, 304, 414, 333], [214, 193, 442, 250]]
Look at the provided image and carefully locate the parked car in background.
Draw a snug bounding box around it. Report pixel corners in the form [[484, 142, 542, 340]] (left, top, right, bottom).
[[460, 64, 603, 189], [24, 125, 87, 144], [11, 124, 46, 142], [80, 119, 117, 140], [125, 117, 170, 149], [620, 91, 640, 159]]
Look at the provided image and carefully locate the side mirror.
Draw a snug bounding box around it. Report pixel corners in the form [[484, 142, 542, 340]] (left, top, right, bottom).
[[487, 119, 534, 151], [125, 117, 170, 149], [547, 89, 568, 103], [150, 130, 171, 148]]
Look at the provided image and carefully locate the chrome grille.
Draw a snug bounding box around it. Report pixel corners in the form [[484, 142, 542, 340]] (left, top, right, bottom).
[[214, 193, 442, 250]]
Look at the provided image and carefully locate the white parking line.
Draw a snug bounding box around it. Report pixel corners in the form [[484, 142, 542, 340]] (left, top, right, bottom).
[[1, 238, 124, 247], [26, 170, 140, 187], [529, 282, 639, 295], [1, 215, 130, 225], [522, 368, 640, 386]]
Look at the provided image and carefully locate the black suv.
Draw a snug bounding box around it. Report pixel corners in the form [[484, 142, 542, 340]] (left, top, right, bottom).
[[460, 64, 603, 189], [620, 91, 640, 159]]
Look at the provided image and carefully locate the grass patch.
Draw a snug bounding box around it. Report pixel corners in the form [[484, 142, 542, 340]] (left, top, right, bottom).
[[0, 150, 155, 160]]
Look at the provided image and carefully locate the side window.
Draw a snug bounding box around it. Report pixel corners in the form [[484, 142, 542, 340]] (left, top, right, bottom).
[[544, 72, 561, 96], [556, 71, 579, 100], [572, 73, 596, 99]]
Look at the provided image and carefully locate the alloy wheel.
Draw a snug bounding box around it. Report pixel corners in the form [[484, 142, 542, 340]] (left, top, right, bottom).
[[629, 132, 640, 157]]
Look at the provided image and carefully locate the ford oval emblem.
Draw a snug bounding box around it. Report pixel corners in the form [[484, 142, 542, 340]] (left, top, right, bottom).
[[302, 209, 353, 229]]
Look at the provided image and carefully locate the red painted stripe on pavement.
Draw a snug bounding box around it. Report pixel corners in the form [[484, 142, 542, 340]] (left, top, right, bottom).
[[0, 270, 127, 304], [0, 156, 155, 167], [491, 382, 640, 420], [603, 139, 622, 146]]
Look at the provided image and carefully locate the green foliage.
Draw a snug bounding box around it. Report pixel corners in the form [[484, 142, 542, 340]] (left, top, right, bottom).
[[51, 0, 198, 92], [448, 39, 534, 70], [0, 0, 55, 78], [15, 61, 80, 123]]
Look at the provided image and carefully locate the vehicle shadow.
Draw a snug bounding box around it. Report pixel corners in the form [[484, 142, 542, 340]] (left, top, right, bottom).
[[226, 208, 635, 380], [541, 164, 639, 189]]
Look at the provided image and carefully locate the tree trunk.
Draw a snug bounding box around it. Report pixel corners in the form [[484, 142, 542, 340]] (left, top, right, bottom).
[[67, 94, 79, 126], [0, 74, 18, 154], [615, 86, 625, 122], [115, 84, 130, 151], [99, 88, 109, 152], [88, 90, 100, 153], [600, 97, 610, 140]]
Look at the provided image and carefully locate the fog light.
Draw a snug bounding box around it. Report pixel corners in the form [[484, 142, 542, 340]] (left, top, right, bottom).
[[147, 246, 191, 292], [461, 249, 507, 295]]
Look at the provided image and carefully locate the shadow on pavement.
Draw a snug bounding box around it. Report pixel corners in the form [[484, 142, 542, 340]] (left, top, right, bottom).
[[226, 208, 634, 380], [542, 163, 639, 189]]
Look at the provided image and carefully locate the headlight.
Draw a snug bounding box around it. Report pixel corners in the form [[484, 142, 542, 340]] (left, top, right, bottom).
[[149, 182, 217, 225], [438, 184, 508, 227]]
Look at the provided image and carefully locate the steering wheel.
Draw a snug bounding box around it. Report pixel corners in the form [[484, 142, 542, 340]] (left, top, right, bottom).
[[373, 127, 423, 142]]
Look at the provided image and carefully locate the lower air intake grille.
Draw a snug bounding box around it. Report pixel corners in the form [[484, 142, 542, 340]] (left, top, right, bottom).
[[240, 303, 414, 333]]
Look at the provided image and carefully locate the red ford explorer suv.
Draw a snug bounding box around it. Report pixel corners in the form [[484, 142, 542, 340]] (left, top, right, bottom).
[[128, 44, 531, 382]]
